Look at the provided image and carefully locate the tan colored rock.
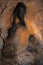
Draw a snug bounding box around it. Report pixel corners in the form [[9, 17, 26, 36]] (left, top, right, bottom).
[[0, 0, 43, 65]]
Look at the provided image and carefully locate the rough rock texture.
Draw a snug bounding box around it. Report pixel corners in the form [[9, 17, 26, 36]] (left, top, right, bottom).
[[0, 0, 43, 65], [0, 0, 43, 39]]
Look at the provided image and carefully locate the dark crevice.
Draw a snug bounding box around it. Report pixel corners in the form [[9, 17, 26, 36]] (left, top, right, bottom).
[[7, 2, 26, 39]]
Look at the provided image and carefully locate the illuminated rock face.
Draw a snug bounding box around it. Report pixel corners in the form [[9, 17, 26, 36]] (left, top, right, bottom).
[[0, 0, 43, 65]]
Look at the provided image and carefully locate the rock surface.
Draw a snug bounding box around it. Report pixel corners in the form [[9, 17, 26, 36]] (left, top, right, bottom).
[[0, 0, 43, 65]]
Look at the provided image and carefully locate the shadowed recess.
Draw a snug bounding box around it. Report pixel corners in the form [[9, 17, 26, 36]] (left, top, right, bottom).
[[7, 2, 26, 38]]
